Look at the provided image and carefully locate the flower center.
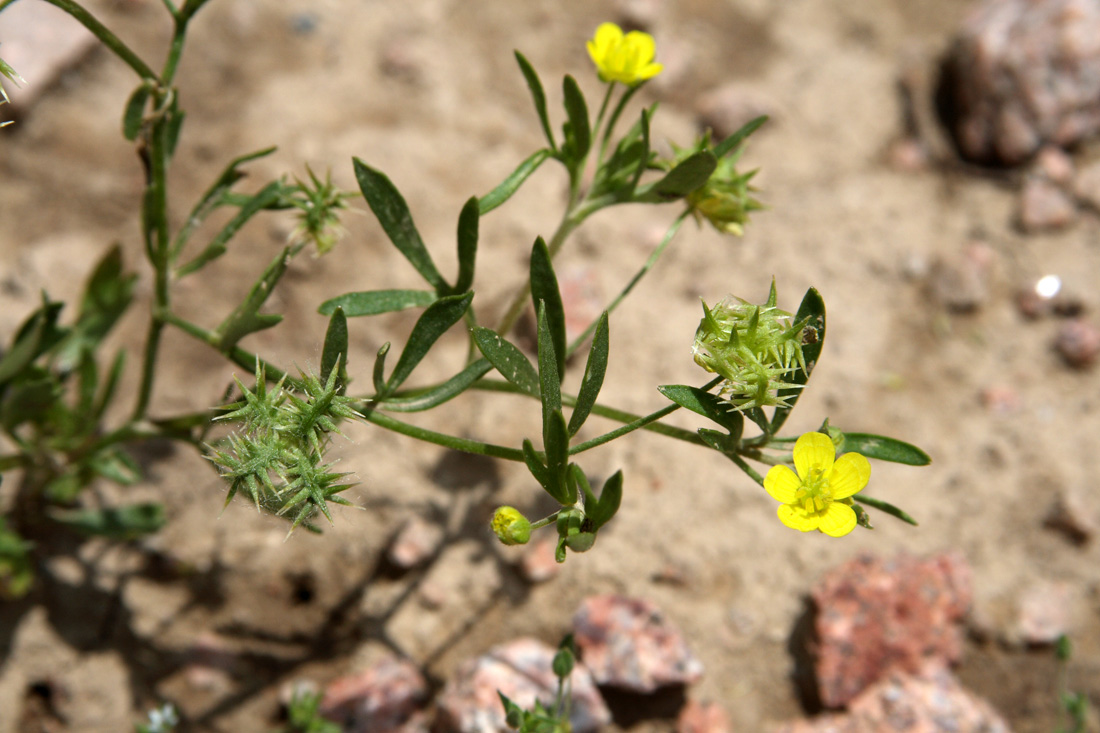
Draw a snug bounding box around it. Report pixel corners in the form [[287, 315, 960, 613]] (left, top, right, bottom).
[[795, 467, 831, 514]]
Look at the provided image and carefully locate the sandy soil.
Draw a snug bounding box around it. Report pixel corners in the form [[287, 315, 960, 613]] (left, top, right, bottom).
[[1, 0, 1099, 731]]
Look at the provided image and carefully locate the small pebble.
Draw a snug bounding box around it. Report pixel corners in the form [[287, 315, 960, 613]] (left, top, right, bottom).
[[1044, 485, 1098, 545], [676, 699, 732, 733], [1018, 177, 1077, 232], [1054, 318, 1100, 368]]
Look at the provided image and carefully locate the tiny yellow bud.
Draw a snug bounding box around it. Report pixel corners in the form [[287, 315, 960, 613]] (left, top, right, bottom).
[[491, 506, 531, 545]]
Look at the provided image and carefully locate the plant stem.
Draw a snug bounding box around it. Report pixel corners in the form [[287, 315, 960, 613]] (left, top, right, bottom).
[[39, 0, 159, 81], [570, 402, 680, 454], [360, 410, 524, 461]]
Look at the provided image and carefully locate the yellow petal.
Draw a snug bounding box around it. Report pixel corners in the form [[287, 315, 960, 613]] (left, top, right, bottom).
[[634, 62, 664, 81], [592, 22, 622, 54], [778, 504, 818, 532], [793, 432, 835, 478], [829, 452, 871, 499], [818, 503, 857, 537], [624, 30, 656, 64], [764, 465, 801, 503]]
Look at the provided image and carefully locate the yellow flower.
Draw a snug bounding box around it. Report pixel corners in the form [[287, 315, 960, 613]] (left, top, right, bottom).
[[491, 506, 531, 545], [586, 22, 663, 86], [764, 432, 870, 537]]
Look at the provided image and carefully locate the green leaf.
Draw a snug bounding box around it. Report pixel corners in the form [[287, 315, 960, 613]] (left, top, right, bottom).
[[372, 342, 390, 395], [353, 158, 447, 292], [176, 180, 285, 277], [853, 494, 919, 526], [657, 384, 743, 438], [385, 292, 473, 393], [55, 245, 136, 368], [514, 51, 556, 151], [638, 151, 717, 201], [213, 246, 290, 352], [530, 237, 566, 378], [164, 103, 185, 158], [320, 307, 348, 393], [568, 312, 609, 436], [588, 470, 622, 530], [472, 328, 539, 397], [378, 359, 491, 412], [562, 75, 590, 161], [0, 296, 66, 386], [479, 149, 551, 215], [121, 83, 151, 141], [318, 289, 437, 317], [771, 287, 825, 433], [698, 428, 740, 455], [93, 351, 126, 422], [172, 146, 278, 259], [713, 115, 768, 158], [453, 196, 479, 293], [522, 438, 551, 495], [1, 371, 60, 430], [536, 302, 562, 418], [0, 519, 34, 599], [842, 433, 931, 466], [544, 410, 572, 503], [49, 502, 166, 540]]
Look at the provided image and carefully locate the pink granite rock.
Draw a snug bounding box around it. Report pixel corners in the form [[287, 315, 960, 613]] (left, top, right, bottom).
[[774, 662, 1010, 733], [320, 656, 429, 733], [1018, 177, 1077, 232], [943, 0, 1100, 164], [436, 638, 610, 733], [573, 594, 704, 693], [810, 553, 972, 708], [676, 699, 732, 733], [1015, 580, 1076, 644], [1055, 318, 1100, 368]]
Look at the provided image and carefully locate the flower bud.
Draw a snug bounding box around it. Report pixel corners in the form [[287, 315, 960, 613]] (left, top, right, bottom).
[[491, 506, 531, 546]]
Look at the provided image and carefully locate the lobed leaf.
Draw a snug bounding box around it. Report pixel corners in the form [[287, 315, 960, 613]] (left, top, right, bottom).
[[514, 51, 556, 151]]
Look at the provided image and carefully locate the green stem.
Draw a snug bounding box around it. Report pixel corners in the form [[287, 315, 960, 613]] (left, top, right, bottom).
[[599, 83, 640, 163], [727, 452, 765, 486], [592, 83, 616, 166], [566, 209, 688, 358], [360, 409, 524, 461], [160, 311, 296, 386], [570, 403, 680, 454], [38, 0, 159, 81]]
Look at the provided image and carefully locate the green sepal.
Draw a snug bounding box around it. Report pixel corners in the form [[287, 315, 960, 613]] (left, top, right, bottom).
[[853, 494, 919, 526], [636, 151, 717, 201], [453, 196, 479, 294], [479, 149, 551, 215], [320, 307, 348, 394], [713, 115, 768, 158], [472, 328, 540, 397], [531, 238, 566, 379], [841, 433, 931, 466], [121, 82, 151, 140], [565, 531, 596, 553], [384, 292, 473, 393], [514, 51, 556, 152], [770, 287, 825, 433], [212, 246, 289, 352], [171, 146, 277, 260], [561, 74, 590, 162], [49, 502, 166, 540], [377, 359, 492, 412], [176, 180, 285, 277], [498, 692, 526, 730], [657, 384, 743, 439], [318, 289, 437, 317], [353, 158, 447, 293], [568, 312, 609, 436], [0, 295, 66, 387]]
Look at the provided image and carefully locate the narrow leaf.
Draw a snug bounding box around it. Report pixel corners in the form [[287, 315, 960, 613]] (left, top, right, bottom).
[[657, 384, 743, 438], [213, 246, 290, 352], [176, 181, 284, 277], [638, 151, 717, 200], [121, 83, 150, 141], [353, 158, 447, 292], [842, 433, 931, 466], [522, 438, 551, 495], [771, 287, 825, 433], [514, 51, 555, 150], [472, 328, 539, 397], [544, 410, 572, 503], [453, 196, 479, 293], [568, 312, 609, 436], [713, 115, 768, 158], [385, 292, 473, 392], [0, 298, 66, 386], [562, 75, 590, 160], [479, 149, 551, 215], [320, 307, 348, 393], [372, 342, 390, 395], [588, 470, 622, 530], [530, 237, 566, 378], [318, 289, 437, 317], [50, 502, 166, 540], [853, 495, 919, 526], [536, 303, 562, 417], [378, 359, 491, 412], [698, 428, 740, 455]]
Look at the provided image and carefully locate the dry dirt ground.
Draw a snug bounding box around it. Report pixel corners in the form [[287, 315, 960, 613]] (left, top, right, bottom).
[[1, 0, 1099, 731]]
